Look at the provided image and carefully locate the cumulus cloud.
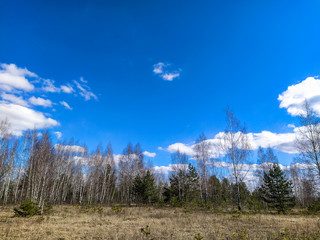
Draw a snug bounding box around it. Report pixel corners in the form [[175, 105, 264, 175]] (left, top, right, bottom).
[[249, 131, 297, 154], [60, 101, 72, 110], [0, 62, 100, 136], [163, 128, 300, 156], [0, 63, 36, 92], [278, 77, 320, 116], [54, 144, 86, 153], [161, 72, 180, 81], [74, 79, 98, 101], [54, 131, 62, 139], [153, 164, 189, 174], [1, 93, 29, 107], [153, 62, 181, 81], [60, 84, 74, 94], [166, 142, 195, 156], [143, 151, 156, 158], [153, 165, 172, 174], [153, 62, 166, 74], [0, 102, 59, 135], [29, 96, 53, 107]]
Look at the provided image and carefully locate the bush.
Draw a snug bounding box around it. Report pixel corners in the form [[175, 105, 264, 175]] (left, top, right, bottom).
[[194, 233, 203, 240], [307, 201, 320, 215], [43, 201, 53, 215], [111, 205, 123, 213], [140, 225, 151, 237], [14, 199, 40, 217]]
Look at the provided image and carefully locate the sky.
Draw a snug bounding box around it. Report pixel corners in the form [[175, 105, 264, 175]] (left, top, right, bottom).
[[1, 0, 320, 175]]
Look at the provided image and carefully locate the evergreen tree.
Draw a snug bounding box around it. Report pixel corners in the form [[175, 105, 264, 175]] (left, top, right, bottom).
[[133, 174, 144, 205], [207, 175, 222, 205], [142, 170, 158, 204], [185, 163, 200, 202], [260, 164, 295, 213], [133, 171, 158, 205], [163, 164, 200, 205]]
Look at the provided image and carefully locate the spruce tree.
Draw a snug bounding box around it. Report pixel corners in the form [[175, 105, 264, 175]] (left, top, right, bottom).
[[142, 170, 158, 204], [261, 164, 295, 213]]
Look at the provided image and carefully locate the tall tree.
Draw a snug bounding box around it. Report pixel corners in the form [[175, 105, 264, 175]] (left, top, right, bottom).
[[296, 100, 320, 180], [261, 164, 295, 213], [193, 133, 211, 203], [214, 108, 252, 211], [257, 147, 278, 182], [118, 143, 145, 205]]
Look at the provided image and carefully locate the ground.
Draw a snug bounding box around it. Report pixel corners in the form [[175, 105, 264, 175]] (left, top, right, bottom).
[[0, 205, 320, 239]]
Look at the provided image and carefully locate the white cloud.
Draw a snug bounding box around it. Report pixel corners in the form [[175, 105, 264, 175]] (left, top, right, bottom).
[[29, 96, 53, 108], [60, 84, 74, 94], [54, 131, 62, 139], [249, 131, 297, 154], [161, 72, 180, 81], [0, 63, 35, 92], [74, 80, 97, 101], [113, 154, 122, 164], [153, 165, 172, 174], [153, 164, 189, 174], [42, 79, 60, 93], [60, 101, 72, 110], [153, 62, 165, 74], [166, 142, 195, 156], [79, 77, 88, 83], [278, 77, 320, 116], [1, 93, 29, 107], [143, 151, 156, 158], [164, 127, 300, 156], [0, 102, 59, 135], [153, 62, 181, 81], [54, 144, 86, 153]]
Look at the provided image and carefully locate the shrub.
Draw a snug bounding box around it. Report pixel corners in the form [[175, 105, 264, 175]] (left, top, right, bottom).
[[14, 198, 40, 217], [43, 201, 53, 215], [194, 233, 203, 240], [140, 225, 151, 237], [307, 201, 320, 215], [111, 205, 123, 213], [97, 205, 103, 214]]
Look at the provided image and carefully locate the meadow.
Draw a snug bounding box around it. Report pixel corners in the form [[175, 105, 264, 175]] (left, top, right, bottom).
[[0, 205, 320, 240]]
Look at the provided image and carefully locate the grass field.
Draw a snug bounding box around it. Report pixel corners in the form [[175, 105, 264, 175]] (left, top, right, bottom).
[[0, 205, 320, 239]]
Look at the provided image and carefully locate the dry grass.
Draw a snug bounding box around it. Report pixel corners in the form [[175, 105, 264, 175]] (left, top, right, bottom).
[[0, 205, 320, 239]]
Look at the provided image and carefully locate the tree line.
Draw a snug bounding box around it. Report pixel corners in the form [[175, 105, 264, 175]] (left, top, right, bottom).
[[0, 102, 320, 214]]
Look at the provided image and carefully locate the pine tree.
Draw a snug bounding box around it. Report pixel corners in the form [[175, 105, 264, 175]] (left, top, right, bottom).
[[133, 174, 144, 205], [142, 170, 158, 204], [261, 164, 295, 213], [185, 163, 200, 202]]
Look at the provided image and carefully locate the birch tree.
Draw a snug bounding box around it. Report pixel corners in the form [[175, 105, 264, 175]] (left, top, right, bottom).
[[296, 100, 320, 180], [214, 108, 252, 211], [193, 133, 211, 203]]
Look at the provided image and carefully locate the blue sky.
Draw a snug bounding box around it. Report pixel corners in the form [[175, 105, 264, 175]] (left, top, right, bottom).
[[1, 0, 320, 171]]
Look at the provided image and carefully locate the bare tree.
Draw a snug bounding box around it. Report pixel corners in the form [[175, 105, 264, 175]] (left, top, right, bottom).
[[296, 100, 320, 180], [193, 133, 211, 203], [118, 143, 145, 205], [256, 147, 278, 183], [0, 119, 11, 203], [170, 150, 188, 202], [214, 108, 252, 211]]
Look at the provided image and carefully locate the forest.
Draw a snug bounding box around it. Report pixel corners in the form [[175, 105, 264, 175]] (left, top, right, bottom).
[[0, 104, 319, 217]]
